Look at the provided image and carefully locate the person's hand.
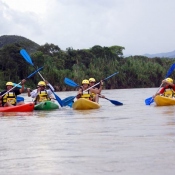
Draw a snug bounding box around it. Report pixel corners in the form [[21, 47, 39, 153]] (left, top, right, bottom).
[[45, 80, 49, 85], [100, 80, 104, 86], [76, 92, 82, 98], [37, 87, 41, 92], [21, 79, 26, 85], [27, 88, 31, 92]]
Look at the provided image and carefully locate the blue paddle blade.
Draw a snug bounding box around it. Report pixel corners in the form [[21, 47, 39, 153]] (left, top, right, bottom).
[[62, 96, 75, 106], [67, 102, 73, 107], [53, 92, 63, 107], [104, 98, 123, 105], [17, 96, 24, 103], [145, 97, 154, 105], [20, 49, 34, 66], [64, 78, 79, 87], [13, 83, 22, 88]]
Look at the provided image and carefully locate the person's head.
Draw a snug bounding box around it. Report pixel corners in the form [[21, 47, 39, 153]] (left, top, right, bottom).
[[166, 78, 173, 84], [89, 78, 96, 87], [6, 82, 14, 90], [82, 79, 89, 88], [38, 81, 46, 90]]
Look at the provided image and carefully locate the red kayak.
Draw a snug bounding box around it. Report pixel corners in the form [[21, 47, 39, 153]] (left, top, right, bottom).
[[0, 103, 34, 112]]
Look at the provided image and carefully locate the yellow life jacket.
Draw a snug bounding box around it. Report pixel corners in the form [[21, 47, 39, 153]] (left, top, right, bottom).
[[3, 92, 16, 106], [163, 88, 175, 97], [81, 91, 93, 100], [37, 90, 50, 102]]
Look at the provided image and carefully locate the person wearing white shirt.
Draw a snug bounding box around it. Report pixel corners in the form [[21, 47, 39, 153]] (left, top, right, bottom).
[[27, 81, 55, 104]]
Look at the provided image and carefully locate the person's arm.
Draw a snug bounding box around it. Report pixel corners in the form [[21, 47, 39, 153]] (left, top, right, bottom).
[[30, 89, 38, 98], [98, 80, 104, 94], [19, 79, 26, 93], [153, 87, 164, 98], [0, 91, 6, 99], [47, 90, 55, 100], [162, 79, 174, 87], [91, 80, 104, 94], [76, 87, 83, 98], [27, 88, 31, 97]]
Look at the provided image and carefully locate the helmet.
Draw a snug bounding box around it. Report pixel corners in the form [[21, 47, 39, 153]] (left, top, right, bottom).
[[38, 81, 46, 86], [166, 78, 173, 83], [89, 78, 96, 82], [82, 79, 89, 84], [6, 82, 13, 86]]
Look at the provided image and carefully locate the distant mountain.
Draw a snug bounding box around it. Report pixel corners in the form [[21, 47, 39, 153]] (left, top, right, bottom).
[[0, 35, 40, 53], [144, 50, 175, 58]]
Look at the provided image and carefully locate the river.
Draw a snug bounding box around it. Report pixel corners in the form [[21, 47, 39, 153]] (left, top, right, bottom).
[[0, 88, 175, 175]]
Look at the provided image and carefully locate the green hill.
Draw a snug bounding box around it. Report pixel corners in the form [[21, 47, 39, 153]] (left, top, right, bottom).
[[0, 35, 40, 53]]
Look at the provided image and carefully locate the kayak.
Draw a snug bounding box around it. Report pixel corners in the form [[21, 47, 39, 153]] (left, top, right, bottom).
[[154, 95, 175, 106], [34, 101, 59, 110], [72, 98, 100, 110], [0, 103, 34, 112]]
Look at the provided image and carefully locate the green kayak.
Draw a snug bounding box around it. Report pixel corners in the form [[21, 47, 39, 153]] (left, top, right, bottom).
[[34, 101, 59, 110]]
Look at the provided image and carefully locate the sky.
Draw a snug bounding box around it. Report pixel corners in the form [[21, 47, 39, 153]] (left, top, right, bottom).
[[0, 0, 175, 56]]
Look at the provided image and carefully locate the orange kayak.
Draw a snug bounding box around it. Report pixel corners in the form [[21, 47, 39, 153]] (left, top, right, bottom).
[[0, 103, 34, 112]]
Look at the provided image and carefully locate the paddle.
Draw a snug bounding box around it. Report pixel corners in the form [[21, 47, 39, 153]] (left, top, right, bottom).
[[62, 72, 119, 106], [99, 96, 123, 106], [64, 77, 123, 106], [145, 63, 175, 105], [1, 67, 43, 97], [20, 49, 63, 107], [62, 96, 74, 107], [12, 83, 24, 102], [64, 78, 80, 88], [13, 83, 22, 88]]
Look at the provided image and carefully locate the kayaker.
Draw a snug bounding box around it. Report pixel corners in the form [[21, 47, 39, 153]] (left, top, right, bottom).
[[29, 81, 55, 104], [77, 79, 103, 103], [0, 80, 26, 107], [89, 77, 105, 101], [153, 78, 175, 98]]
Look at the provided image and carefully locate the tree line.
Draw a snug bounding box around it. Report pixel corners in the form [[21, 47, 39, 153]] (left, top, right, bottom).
[[0, 42, 175, 91]]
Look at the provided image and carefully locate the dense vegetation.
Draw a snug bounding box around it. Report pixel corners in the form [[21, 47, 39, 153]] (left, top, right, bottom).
[[0, 35, 175, 91]]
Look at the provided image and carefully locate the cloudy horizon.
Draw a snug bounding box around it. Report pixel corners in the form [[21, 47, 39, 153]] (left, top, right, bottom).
[[1, 0, 175, 56]]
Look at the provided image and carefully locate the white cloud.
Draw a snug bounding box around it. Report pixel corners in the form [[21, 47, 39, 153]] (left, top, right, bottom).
[[0, 0, 175, 55]]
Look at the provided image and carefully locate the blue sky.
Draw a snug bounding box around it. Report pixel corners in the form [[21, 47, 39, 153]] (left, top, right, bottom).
[[1, 0, 175, 56]]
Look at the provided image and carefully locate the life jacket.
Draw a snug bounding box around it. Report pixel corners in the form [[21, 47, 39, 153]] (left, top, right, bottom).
[[2, 92, 16, 106], [36, 90, 50, 102], [79, 87, 93, 100], [163, 87, 175, 97]]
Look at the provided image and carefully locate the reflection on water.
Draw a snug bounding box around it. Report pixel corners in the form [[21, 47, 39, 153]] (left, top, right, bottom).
[[0, 112, 34, 118], [0, 88, 175, 175]]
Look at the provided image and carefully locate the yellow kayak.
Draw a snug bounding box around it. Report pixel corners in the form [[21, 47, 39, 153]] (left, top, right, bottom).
[[72, 98, 100, 110], [154, 95, 175, 106]]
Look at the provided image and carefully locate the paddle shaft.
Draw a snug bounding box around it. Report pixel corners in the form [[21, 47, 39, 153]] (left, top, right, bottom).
[[83, 72, 119, 92], [1, 67, 43, 97]]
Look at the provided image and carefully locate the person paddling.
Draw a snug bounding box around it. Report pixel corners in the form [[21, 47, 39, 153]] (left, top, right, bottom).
[[89, 78, 105, 102], [77, 79, 103, 103], [28, 81, 55, 104], [0, 80, 26, 107], [153, 78, 175, 98]]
